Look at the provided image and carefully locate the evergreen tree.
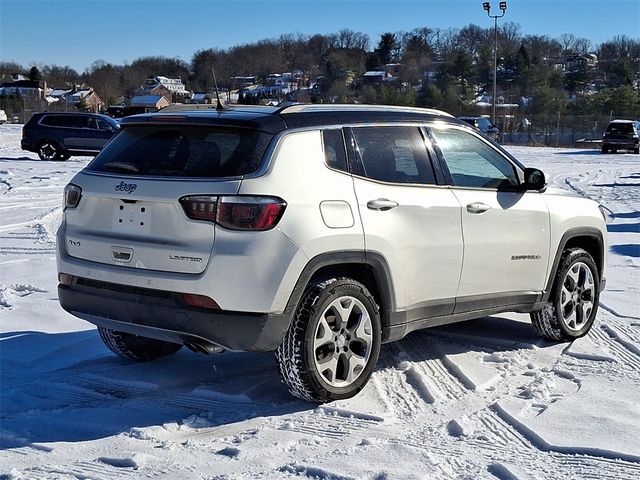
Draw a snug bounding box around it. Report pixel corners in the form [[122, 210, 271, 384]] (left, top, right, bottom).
[[28, 66, 41, 82]]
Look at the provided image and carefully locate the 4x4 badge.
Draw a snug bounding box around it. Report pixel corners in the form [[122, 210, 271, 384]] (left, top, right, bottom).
[[115, 181, 137, 194]]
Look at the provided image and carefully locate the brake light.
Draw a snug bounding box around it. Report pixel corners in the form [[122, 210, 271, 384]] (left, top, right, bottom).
[[179, 195, 286, 231], [149, 115, 187, 122], [63, 184, 82, 209]]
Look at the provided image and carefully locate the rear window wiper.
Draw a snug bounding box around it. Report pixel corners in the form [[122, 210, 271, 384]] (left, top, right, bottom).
[[102, 162, 140, 173]]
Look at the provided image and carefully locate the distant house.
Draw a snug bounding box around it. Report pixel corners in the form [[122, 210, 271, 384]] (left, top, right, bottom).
[[143, 76, 189, 102], [383, 63, 402, 76], [68, 89, 103, 112], [0, 73, 27, 83], [362, 71, 387, 86], [189, 92, 216, 104], [45, 87, 103, 112], [564, 54, 598, 72], [231, 76, 257, 88], [144, 83, 172, 99], [0, 79, 46, 99], [129, 95, 171, 111], [266, 74, 284, 87]]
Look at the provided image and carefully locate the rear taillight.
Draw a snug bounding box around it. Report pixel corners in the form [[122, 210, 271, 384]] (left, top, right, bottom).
[[63, 184, 82, 209], [180, 195, 217, 222], [180, 195, 286, 231]]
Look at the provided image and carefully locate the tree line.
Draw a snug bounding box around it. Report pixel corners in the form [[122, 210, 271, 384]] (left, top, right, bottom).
[[1, 25, 639, 120]]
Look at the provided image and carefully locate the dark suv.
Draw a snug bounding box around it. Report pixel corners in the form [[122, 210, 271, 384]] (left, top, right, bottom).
[[22, 112, 120, 160], [602, 120, 640, 154]]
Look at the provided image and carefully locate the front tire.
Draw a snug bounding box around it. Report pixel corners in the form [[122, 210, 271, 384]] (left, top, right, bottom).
[[276, 278, 382, 403], [98, 327, 182, 362], [38, 140, 67, 161], [531, 248, 599, 341]]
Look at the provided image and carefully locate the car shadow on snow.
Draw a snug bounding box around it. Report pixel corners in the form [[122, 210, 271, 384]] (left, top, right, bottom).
[[606, 223, 640, 233], [610, 244, 640, 258], [554, 150, 602, 156], [612, 211, 640, 219], [0, 156, 41, 162], [0, 315, 540, 448]]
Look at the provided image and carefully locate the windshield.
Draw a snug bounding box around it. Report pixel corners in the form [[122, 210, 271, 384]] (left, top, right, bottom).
[[86, 125, 272, 177]]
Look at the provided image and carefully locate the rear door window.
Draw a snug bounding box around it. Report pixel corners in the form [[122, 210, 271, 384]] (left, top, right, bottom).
[[346, 126, 436, 185], [87, 125, 272, 177]]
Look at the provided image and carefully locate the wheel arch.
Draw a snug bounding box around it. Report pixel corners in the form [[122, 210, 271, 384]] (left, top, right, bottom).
[[38, 138, 63, 149], [543, 227, 605, 302], [283, 251, 396, 341]]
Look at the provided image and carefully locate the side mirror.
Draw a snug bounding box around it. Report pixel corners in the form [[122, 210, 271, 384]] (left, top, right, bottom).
[[523, 167, 546, 191]]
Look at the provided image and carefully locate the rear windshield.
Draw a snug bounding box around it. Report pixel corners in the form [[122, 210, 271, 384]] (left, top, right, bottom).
[[606, 122, 635, 134], [86, 125, 272, 177]]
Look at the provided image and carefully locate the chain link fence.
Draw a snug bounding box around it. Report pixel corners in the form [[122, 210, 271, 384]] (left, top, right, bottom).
[[495, 114, 628, 148]]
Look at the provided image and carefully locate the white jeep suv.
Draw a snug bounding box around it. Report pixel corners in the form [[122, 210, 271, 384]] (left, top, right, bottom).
[[57, 104, 607, 402]]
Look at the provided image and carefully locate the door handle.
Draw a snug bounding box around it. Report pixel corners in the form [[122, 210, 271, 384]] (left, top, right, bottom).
[[367, 198, 399, 211], [466, 202, 491, 214]]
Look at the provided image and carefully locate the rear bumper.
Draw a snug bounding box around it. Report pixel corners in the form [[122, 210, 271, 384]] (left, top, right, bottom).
[[58, 279, 292, 352], [21, 140, 36, 152], [603, 139, 639, 148]]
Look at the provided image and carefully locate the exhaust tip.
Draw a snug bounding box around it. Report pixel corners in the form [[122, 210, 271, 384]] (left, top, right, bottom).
[[183, 341, 224, 355]]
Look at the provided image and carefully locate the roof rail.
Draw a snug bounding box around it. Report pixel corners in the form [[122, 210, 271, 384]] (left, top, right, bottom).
[[275, 103, 453, 118], [158, 104, 281, 114], [160, 103, 220, 112]]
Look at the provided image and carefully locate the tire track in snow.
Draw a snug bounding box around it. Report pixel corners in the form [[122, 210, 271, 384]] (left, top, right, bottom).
[[590, 322, 640, 370], [374, 337, 471, 419]]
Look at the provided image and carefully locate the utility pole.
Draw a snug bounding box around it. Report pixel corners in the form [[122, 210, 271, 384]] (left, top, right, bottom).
[[482, 1, 507, 126]]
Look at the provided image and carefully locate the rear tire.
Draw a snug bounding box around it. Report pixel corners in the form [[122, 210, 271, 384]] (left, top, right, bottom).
[[275, 277, 381, 403], [634, 147, 639, 154], [601, 146, 608, 154], [531, 248, 599, 341], [98, 327, 182, 362]]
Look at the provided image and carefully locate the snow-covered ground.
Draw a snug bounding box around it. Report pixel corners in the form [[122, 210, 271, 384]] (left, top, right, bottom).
[[1, 122, 639, 479]]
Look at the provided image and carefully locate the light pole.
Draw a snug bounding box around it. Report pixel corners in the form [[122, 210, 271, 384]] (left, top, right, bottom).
[[483, 1, 507, 126]]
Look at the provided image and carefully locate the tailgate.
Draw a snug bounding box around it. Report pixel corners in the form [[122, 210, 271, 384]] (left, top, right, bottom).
[[64, 172, 240, 274]]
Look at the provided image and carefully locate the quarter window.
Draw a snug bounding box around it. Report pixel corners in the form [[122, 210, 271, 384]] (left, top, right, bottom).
[[322, 129, 348, 172], [431, 128, 519, 189], [347, 126, 436, 185]]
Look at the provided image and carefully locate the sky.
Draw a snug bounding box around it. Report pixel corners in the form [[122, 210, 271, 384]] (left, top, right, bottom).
[[1, 0, 638, 73]]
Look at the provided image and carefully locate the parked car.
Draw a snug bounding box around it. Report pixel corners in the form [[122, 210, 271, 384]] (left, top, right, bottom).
[[602, 119, 640, 154], [457, 116, 500, 142], [21, 112, 120, 160], [57, 104, 607, 402], [0, 109, 7, 124], [104, 105, 126, 119]]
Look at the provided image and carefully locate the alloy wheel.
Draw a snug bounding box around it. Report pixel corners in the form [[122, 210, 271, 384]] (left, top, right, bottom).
[[559, 261, 595, 332], [312, 295, 373, 387], [39, 142, 58, 160]]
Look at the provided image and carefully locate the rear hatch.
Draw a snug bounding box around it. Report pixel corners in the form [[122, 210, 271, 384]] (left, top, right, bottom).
[[605, 122, 635, 142], [63, 122, 273, 274]]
